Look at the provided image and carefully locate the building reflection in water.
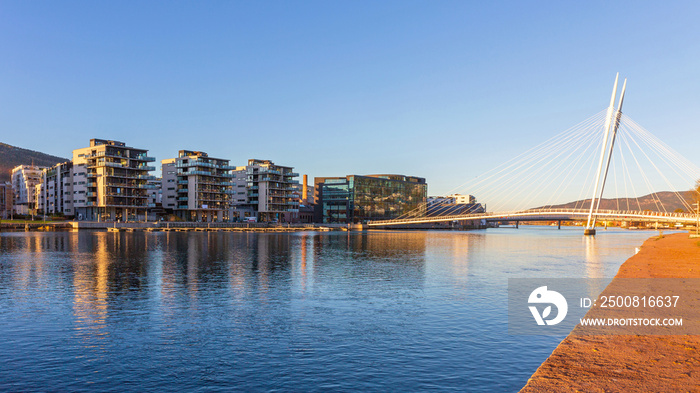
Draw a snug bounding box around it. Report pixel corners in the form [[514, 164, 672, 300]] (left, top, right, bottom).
[[72, 232, 110, 350], [0, 230, 429, 339]]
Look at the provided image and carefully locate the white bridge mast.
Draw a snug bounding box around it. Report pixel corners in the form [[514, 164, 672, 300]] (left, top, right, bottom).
[[584, 74, 626, 235]]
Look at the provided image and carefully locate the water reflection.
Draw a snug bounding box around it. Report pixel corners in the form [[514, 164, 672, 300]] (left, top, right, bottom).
[[0, 228, 654, 392]]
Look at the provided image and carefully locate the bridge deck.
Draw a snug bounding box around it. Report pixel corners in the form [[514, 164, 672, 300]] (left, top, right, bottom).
[[368, 208, 698, 227]]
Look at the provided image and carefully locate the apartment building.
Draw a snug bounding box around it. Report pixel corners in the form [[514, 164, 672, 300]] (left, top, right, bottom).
[[426, 194, 484, 216], [161, 158, 177, 211], [72, 139, 155, 221], [229, 166, 254, 221], [172, 150, 234, 222], [36, 162, 74, 216], [11, 165, 45, 215], [245, 159, 299, 222], [147, 178, 162, 208], [0, 182, 12, 219]]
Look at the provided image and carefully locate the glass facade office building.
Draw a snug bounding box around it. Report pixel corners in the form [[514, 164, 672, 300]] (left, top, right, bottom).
[[315, 174, 427, 223]]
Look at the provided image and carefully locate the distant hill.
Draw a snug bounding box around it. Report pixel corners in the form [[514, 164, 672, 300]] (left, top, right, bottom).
[[0, 142, 68, 182], [537, 191, 698, 213]]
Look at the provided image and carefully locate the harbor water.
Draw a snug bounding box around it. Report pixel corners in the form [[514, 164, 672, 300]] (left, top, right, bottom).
[[0, 227, 656, 391]]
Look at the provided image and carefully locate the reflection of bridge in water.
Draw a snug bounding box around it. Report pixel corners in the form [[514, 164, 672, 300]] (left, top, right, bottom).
[[369, 74, 700, 233]]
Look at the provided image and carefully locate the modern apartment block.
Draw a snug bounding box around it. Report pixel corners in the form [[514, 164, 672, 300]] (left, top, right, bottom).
[[36, 162, 74, 216], [0, 182, 12, 219], [428, 194, 476, 205], [229, 166, 253, 221], [161, 158, 177, 211], [72, 139, 156, 221], [147, 178, 162, 208], [314, 174, 427, 223], [245, 159, 299, 222], [11, 165, 45, 215], [172, 150, 234, 222], [427, 194, 484, 216]]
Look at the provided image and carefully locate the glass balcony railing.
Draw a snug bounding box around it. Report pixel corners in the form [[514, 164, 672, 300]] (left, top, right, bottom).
[[133, 154, 156, 162]]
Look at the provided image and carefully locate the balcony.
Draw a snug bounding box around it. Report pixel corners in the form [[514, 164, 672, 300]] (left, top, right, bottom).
[[177, 197, 188, 201], [136, 165, 156, 171], [177, 160, 216, 169], [177, 188, 189, 193], [178, 180, 189, 184], [136, 175, 155, 180], [285, 172, 300, 177], [178, 170, 212, 176], [133, 154, 156, 162], [86, 192, 97, 197]]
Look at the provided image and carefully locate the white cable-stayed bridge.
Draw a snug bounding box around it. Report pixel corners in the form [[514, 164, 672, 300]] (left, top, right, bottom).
[[368, 74, 700, 233]]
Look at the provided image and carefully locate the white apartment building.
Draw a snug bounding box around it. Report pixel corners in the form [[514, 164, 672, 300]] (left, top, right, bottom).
[[428, 194, 476, 205], [11, 165, 45, 215]]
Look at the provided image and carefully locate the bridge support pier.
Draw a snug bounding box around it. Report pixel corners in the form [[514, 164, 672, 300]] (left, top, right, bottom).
[[584, 228, 596, 236], [515, 221, 519, 229], [558, 220, 561, 230]]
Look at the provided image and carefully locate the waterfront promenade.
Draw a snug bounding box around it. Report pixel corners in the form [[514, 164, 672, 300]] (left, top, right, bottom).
[[521, 233, 700, 392]]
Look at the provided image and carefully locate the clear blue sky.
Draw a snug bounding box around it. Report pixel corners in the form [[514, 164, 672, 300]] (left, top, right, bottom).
[[1, 1, 699, 196]]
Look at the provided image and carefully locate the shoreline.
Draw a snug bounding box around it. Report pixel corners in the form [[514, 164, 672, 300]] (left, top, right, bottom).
[[520, 232, 700, 392]]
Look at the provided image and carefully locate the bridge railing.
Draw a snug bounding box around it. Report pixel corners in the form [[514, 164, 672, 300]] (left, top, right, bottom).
[[367, 208, 699, 226]]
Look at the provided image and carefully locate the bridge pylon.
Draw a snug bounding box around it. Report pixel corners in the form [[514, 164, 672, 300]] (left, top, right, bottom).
[[584, 74, 627, 236]]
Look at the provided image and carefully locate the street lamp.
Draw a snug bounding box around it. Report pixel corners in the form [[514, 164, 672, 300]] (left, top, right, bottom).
[[693, 202, 699, 237]]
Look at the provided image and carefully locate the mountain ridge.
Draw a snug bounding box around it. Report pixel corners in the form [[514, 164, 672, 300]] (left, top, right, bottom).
[[0, 142, 68, 182], [536, 191, 697, 213]]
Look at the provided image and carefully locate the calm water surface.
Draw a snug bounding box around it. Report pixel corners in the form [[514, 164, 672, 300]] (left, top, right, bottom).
[[0, 227, 657, 392]]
